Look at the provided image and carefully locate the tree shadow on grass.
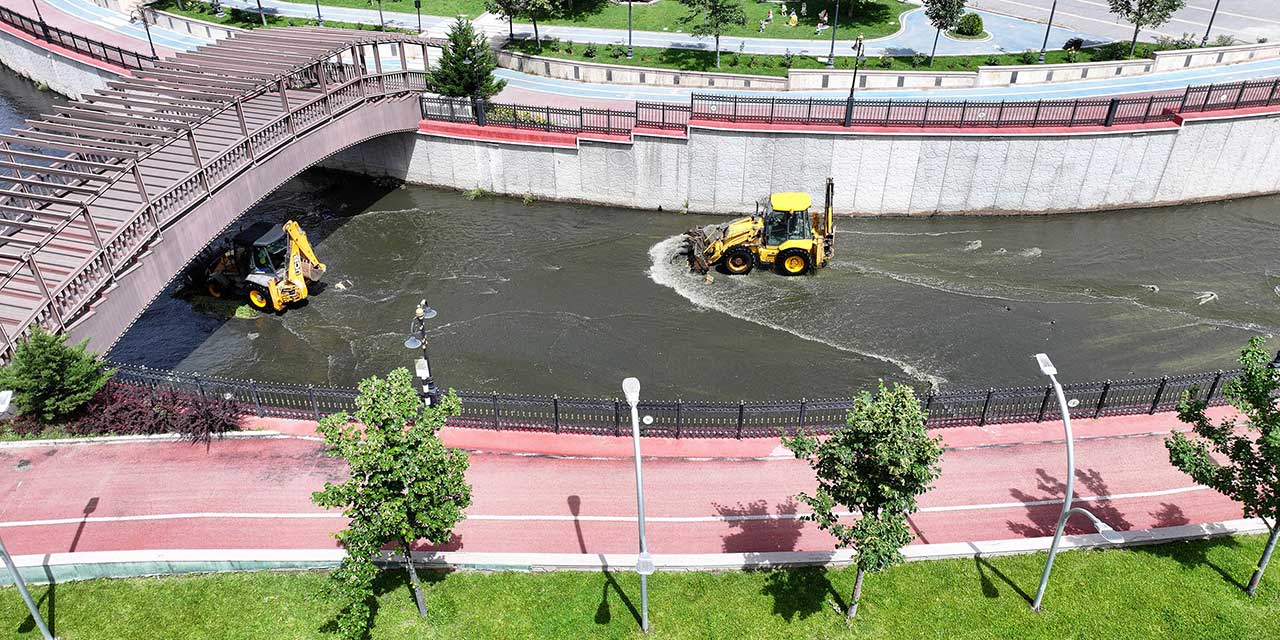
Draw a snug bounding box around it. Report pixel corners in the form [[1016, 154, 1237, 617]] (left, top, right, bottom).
[[317, 558, 455, 639], [1134, 503, 1246, 591]]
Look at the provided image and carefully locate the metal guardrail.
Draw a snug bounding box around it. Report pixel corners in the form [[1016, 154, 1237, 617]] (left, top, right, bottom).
[[111, 362, 1240, 438], [0, 6, 156, 71], [421, 77, 1280, 135]]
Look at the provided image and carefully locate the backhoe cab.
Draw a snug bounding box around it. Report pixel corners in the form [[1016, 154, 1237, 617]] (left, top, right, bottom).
[[203, 220, 326, 312], [680, 178, 835, 277]]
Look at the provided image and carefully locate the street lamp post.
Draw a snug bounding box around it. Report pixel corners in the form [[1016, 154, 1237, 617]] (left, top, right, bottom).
[[129, 9, 158, 59], [376, 0, 386, 31], [1201, 0, 1223, 48], [415, 0, 423, 33], [622, 377, 653, 633], [314, 0, 323, 25], [627, 0, 634, 59], [0, 534, 53, 640], [403, 298, 440, 406], [826, 0, 840, 69], [1030, 353, 1125, 612], [1038, 0, 1059, 64], [843, 34, 865, 127], [255, 0, 267, 27]]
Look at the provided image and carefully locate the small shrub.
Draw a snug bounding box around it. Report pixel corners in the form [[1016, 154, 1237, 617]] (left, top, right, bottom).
[[748, 55, 758, 68], [180, 393, 242, 445], [1063, 37, 1084, 51], [583, 43, 598, 58], [983, 55, 1000, 66], [781, 48, 795, 68], [69, 384, 242, 443], [522, 193, 536, 206], [911, 52, 927, 68], [1019, 49, 1037, 64], [544, 37, 560, 51], [877, 54, 894, 69], [955, 13, 983, 37], [0, 415, 45, 438], [1259, 37, 1269, 44], [564, 39, 573, 53], [0, 327, 113, 423], [1154, 33, 1199, 51], [1065, 49, 1079, 63], [1212, 34, 1235, 47], [465, 187, 491, 200]]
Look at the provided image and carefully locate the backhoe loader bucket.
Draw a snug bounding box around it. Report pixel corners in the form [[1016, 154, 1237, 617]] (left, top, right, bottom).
[[678, 227, 712, 275]]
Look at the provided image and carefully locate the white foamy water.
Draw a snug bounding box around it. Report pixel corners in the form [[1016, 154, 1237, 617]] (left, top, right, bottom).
[[647, 236, 946, 389]]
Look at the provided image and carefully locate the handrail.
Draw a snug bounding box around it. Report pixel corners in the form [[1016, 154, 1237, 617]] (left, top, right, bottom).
[[0, 5, 157, 71], [108, 361, 1241, 437]]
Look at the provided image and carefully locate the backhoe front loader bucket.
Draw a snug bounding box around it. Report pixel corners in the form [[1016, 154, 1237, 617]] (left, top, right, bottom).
[[678, 227, 712, 275]]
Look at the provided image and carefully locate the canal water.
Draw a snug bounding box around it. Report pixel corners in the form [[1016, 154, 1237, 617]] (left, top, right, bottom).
[[4, 70, 1278, 400]]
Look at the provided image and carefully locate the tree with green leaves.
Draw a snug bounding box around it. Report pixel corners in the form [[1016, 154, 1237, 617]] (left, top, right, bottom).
[[783, 382, 944, 621], [1108, 0, 1187, 58], [677, 0, 748, 68], [426, 17, 507, 98], [1166, 336, 1280, 597], [485, 0, 525, 40], [923, 0, 967, 66], [311, 368, 472, 639], [0, 327, 113, 423], [525, 0, 559, 52]]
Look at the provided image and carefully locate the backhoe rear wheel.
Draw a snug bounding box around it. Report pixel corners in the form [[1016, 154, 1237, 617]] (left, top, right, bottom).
[[248, 288, 271, 311], [720, 248, 754, 275], [207, 281, 224, 298], [776, 249, 811, 276]]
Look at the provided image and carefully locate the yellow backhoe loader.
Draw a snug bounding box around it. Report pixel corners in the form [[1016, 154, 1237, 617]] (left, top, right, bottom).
[[679, 178, 835, 276], [203, 220, 327, 312]]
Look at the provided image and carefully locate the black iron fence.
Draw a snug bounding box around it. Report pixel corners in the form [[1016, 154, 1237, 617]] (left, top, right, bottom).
[[0, 6, 156, 71], [421, 77, 1280, 135], [111, 362, 1240, 438]]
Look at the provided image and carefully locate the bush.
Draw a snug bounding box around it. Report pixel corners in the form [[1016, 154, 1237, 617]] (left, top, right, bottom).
[[0, 327, 113, 423], [69, 384, 243, 443], [955, 13, 983, 37], [0, 415, 45, 438], [564, 39, 573, 53], [910, 52, 927, 68], [1063, 37, 1084, 51], [1212, 34, 1235, 47], [1019, 49, 1037, 64], [877, 54, 894, 69], [983, 55, 1000, 66], [781, 49, 795, 68], [583, 42, 598, 58], [1155, 32, 1199, 51], [610, 45, 626, 59], [1065, 49, 1079, 63]]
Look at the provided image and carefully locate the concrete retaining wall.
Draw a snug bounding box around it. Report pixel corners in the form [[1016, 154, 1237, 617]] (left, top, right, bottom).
[[324, 110, 1280, 216], [0, 24, 121, 99], [500, 40, 1280, 92], [146, 8, 242, 42]]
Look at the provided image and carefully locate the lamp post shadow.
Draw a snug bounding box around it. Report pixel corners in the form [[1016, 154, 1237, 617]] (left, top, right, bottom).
[[567, 495, 641, 626]]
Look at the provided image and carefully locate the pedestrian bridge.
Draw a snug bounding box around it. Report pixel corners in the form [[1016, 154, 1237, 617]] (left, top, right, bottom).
[[0, 27, 432, 358]]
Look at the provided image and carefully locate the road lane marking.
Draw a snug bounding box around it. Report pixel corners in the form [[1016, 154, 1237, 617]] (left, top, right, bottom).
[[0, 485, 1212, 528]]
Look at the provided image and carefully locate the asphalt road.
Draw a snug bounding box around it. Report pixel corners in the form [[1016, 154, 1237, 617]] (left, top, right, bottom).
[[0, 421, 1242, 557]]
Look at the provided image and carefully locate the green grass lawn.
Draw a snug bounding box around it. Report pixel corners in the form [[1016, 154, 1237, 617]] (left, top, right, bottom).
[[276, 0, 489, 19], [505, 39, 1150, 77], [153, 0, 419, 31], [4, 535, 1277, 638]]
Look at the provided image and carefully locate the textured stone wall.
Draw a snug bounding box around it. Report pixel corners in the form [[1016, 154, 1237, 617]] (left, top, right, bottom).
[[324, 113, 1280, 216], [0, 27, 118, 99]]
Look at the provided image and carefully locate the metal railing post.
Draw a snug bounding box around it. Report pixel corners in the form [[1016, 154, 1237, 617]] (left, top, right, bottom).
[[251, 379, 263, 417], [736, 401, 745, 439], [979, 388, 994, 426], [1093, 380, 1111, 419], [308, 384, 319, 420], [1205, 370, 1225, 402], [491, 392, 501, 428], [194, 373, 206, 399], [614, 399, 622, 436], [797, 398, 807, 432], [1036, 385, 1052, 422], [675, 399, 683, 438], [552, 395, 560, 434], [1149, 376, 1167, 414], [1104, 98, 1120, 127]]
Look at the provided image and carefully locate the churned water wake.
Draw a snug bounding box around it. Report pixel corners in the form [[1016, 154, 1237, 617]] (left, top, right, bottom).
[[646, 236, 946, 389]]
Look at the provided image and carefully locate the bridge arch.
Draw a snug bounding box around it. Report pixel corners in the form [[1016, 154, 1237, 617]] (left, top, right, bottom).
[[0, 27, 433, 357]]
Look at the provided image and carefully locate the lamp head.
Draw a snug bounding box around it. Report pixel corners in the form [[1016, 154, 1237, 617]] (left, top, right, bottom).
[[1087, 513, 1124, 544], [404, 335, 423, 350], [415, 298, 437, 321], [622, 377, 640, 406], [1034, 353, 1057, 376]]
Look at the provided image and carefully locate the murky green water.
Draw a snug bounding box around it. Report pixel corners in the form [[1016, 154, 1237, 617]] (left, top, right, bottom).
[[4, 69, 1276, 400]]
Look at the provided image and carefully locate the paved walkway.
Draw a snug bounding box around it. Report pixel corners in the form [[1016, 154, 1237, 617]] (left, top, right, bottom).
[[0, 409, 1245, 557], [223, 0, 1106, 56], [970, 0, 1280, 45]]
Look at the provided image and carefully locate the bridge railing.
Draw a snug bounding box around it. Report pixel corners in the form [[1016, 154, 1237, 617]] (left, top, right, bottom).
[[421, 77, 1280, 135], [109, 362, 1240, 437], [0, 6, 156, 71], [0, 36, 434, 362]]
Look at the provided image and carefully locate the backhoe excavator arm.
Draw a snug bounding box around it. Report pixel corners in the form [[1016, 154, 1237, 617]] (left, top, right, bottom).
[[282, 220, 327, 284]]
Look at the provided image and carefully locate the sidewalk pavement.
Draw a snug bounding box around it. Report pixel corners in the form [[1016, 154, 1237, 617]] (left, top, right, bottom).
[[222, 0, 1107, 56]]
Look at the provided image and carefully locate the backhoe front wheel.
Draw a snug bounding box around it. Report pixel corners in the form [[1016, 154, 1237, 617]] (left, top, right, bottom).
[[720, 248, 754, 275], [248, 288, 271, 311], [776, 249, 812, 276]]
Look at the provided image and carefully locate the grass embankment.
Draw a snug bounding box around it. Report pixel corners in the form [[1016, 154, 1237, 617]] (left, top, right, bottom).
[[3, 535, 1277, 638], [151, 0, 416, 33], [506, 37, 1222, 76]]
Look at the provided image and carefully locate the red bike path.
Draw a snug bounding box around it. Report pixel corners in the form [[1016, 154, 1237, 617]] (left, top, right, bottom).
[[0, 408, 1243, 557]]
